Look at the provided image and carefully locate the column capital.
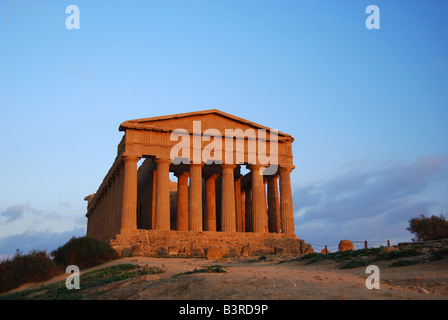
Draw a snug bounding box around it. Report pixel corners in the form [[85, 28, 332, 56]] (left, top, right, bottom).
[[221, 163, 236, 168], [279, 165, 295, 174], [247, 163, 267, 170], [122, 155, 140, 163], [155, 157, 172, 165], [220, 163, 237, 170], [247, 163, 267, 176], [189, 162, 204, 167]]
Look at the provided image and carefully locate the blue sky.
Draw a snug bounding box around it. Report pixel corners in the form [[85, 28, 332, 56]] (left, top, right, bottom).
[[0, 0, 447, 258]]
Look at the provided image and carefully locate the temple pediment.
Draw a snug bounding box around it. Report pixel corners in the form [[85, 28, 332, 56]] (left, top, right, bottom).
[[119, 109, 292, 140]]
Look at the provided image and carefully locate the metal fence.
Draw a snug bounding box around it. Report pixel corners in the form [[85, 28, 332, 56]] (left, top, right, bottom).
[[309, 240, 391, 254]]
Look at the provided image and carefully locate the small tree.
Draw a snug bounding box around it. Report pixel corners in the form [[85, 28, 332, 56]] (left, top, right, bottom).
[[407, 213, 448, 241]]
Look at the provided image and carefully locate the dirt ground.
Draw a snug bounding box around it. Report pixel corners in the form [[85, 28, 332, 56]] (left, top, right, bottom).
[[6, 253, 448, 300]]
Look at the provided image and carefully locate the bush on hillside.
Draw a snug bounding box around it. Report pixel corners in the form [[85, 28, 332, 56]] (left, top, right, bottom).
[[0, 250, 61, 294], [51, 236, 119, 269]]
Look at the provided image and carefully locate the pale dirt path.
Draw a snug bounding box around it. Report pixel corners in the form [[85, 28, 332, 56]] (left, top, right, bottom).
[[3, 255, 448, 300]]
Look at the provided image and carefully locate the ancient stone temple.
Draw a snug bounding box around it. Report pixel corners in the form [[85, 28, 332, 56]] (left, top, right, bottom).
[[85, 109, 312, 257]]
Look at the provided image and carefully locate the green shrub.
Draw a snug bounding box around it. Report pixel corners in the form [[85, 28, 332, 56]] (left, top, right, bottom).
[[302, 248, 384, 265], [1, 263, 166, 300], [0, 250, 61, 294], [174, 265, 228, 277], [389, 260, 421, 267], [377, 248, 422, 260], [430, 247, 448, 261], [339, 258, 370, 269], [51, 236, 119, 269], [304, 253, 331, 264]]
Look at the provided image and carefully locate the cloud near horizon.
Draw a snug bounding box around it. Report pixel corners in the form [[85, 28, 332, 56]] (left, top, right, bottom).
[[0, 227, 86, 260], [293, 155, 448, 250], [0, 202, 87, 258], [1, 154, 447, 258], [0, 204, 26, 222]]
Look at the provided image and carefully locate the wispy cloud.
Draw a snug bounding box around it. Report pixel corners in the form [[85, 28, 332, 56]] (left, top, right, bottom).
[[293, 155, 448, 248], [0, 203, 62, 226], [0, 202, 87, 256], [0, 204, 26, 222], [0, 227, 86, 258]]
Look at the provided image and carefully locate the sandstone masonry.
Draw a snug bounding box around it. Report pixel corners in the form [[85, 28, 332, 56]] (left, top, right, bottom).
[[85, 110, 312, 257]]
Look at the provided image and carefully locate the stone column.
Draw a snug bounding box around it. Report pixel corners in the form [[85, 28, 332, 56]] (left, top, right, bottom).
[[116, 164, 124, 235], [267, 175, 280, 233], [279, 166, 295, 234], [204, 174, 218, 231], [244, 186, 253, 232], [108, 183, 115, 238], [111, 170, 120, 236], [221, 164, 236, 232], [95, 201, 101, 238], [151, 169, 157, 229], [96, 196, 102, 239], [100, 192, 105, 239], [100, 196, 105, 238], [240, 190, 246, 232], [264, 180, 268, 233], [86, 213, 92, 237], [189, 163, 203, 231], [234, 172, 243, 232], [98, 196, 104, 240], [121, 155, 140, 231], [249, 164, 268, 233], [105, 184, 112, 239], [175, 171, 189, 231], [154, 158, 171, 230], [91, 206, 97, 238]]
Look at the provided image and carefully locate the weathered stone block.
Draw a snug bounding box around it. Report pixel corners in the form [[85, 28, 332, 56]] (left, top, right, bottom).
[[253, 248, 271, 256], [122, 247, 132, 257], [168, 246, 179, 256], [240, 245, 250, 256], [274, 247, 284, 255], [110, 230, 310, 258], [157, 247, 168, 257], [131, 245, 143, 256], [205, 247, 224, 259]]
